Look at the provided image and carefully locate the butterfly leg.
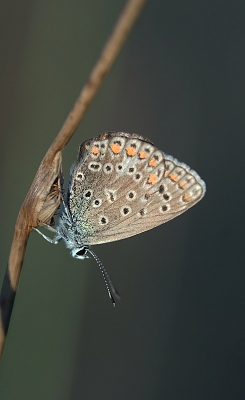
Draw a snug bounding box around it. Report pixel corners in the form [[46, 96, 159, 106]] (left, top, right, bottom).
[[33, 227, 61, 244], [41, 222, 57, 233]]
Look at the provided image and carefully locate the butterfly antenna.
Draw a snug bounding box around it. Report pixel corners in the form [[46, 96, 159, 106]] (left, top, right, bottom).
[[87, 248, 121, 307]]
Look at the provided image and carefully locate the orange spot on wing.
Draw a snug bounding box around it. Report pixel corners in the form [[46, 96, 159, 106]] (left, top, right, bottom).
[[110, 143, 121, 154], [92, 146, 99, 154], [169, 173, 179, 182], [148, 174, 157, 184], [126, 147, 136, 156], [149, 159, 157, 167], [183, 193, 192, 202], [179, 181, 185, 189], [139, 151, 147, 159]]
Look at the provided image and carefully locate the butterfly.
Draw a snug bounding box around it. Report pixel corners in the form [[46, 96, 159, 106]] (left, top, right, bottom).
[[35, 132, 206, 305]]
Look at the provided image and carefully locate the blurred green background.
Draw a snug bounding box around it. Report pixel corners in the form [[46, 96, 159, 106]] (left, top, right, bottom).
[[1, 0, 245, 399]]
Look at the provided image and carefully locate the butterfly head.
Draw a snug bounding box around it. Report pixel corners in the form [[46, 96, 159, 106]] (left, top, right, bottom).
[[71, 246, 90, 260]]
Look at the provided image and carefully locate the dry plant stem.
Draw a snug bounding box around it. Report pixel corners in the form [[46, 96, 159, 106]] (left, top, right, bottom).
[[0, 152, 62, 359], [0, 0, 147, 360], [45, 0, 147, 162]]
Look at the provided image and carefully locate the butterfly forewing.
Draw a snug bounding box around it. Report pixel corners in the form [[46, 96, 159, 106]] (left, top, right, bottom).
[[68, 132, 205, 245]]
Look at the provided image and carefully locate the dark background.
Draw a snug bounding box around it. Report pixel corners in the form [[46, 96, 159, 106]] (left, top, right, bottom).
[[0, 0, 245, 399]]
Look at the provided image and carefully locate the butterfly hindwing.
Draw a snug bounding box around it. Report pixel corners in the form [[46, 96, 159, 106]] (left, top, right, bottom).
[[67, 132, 205, 245]]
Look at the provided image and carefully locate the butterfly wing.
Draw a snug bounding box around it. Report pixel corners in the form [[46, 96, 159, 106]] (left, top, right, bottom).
[[67, 132, 205, 245]]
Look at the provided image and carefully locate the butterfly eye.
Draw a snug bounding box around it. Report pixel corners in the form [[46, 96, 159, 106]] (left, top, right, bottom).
[[76, 248, 87, 257], [72, 247, 90, 260]]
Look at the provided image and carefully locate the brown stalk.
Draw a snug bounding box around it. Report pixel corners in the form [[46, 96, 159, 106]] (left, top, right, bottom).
[[0, 0, 147, 360]]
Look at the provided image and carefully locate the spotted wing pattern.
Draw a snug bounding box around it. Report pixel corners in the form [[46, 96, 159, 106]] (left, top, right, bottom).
[[67, 132, 205, 245]]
